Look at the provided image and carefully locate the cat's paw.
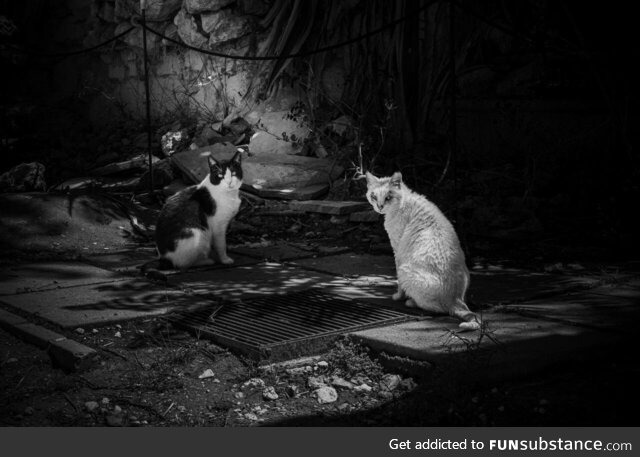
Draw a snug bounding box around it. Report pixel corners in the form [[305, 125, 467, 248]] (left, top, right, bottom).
[[458, 320, 481, 331], [220, 256, 234, 265], [404, 298, 417, 308], [392, 290, 406, 301]]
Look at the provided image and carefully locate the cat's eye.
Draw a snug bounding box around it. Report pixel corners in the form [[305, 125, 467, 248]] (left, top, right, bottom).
[[370, 194, 377, 201], [385, 195, 392, 202]]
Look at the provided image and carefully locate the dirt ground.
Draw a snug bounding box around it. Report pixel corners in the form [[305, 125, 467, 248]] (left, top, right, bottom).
[[1, 192, 639, 426]]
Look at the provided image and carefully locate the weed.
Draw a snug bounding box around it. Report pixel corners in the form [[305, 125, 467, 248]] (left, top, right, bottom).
[[325, 337, 384, 380]]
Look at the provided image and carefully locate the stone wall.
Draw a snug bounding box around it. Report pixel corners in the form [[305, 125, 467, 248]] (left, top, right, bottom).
[[47, 0, 341, 155]]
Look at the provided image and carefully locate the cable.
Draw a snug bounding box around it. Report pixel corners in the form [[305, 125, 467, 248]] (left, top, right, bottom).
[[4, 26, 135, 58], [138, 1, 436, 61]]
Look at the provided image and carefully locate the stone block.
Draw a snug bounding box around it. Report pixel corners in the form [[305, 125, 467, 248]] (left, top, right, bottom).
[[288, 200, 370, 215], [350, 210, 380, 222]]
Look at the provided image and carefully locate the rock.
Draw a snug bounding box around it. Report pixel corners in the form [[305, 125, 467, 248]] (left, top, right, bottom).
[[262, 386, 279, 401], [244, 412, 258, 421], [399, 377, 417, 391], [316, 360, 329, 369], [198, 369, 215, 379], [6, 358, 18, 364], [350, 210, 380, 222], [105, 414, 123, 426], [163, 179, 189, 197], [242, 378, 265, 389], [75, 327, 85, 335], [286, 385, 299, 398], [202, 10, 252, 43], [285, 366, 312, 376], [85, 401, 99, 412], [185, 0, 235, 14], [137, 158, 176, 190], [314, 386, 338, 404], [198, 125, 223, 145], [353, 383, 372, 393], [289, 200, 369, 215], [115, 0, 181, 21], [24, 406, 34, 415], [234, 391, 245, 399], [174, 9, 208, 48], [379, 374, 402, 392], [92, 154, 158, 176], [329, 215, 348, 225], [114, 331, 122, 338], [54, 177, 98, 192], [101, 397, 110, 405], [307, 376, 327, 389], [161, 129, 191, 157], [330, 376, 355, 390], [113, 405, 122, 414], [222, 115, 250, 133], [338, 402, 350, 411], [0, 162, 46, 192]]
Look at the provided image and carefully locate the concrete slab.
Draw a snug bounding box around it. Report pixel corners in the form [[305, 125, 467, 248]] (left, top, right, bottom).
[[0, 277, 209, 328], [292, 253, 396, 277], [469, 270, 600, 305], [167, 262, 338, 300], [80, 249, 156, 274], [0, 308, 98, 371], [0, 261, 123, 296], [350, 311, 633, 380], [350, 210, 380, 222], [243, 184, 330, 201], [288, 200, 370, 215], [508, 290, 640, 333], [84, 250, 259, 275], [230, 241, 316, 262]]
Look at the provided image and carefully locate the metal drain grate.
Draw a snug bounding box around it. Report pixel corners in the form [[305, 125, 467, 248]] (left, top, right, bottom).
[[168, 289, 419, 362]]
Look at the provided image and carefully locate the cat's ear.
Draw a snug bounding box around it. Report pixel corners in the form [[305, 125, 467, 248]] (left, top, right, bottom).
[[390, 172, 402, 188], [365, 171, 376, 185], [207, 155, 221, 170], [231, 150, 242, 164]]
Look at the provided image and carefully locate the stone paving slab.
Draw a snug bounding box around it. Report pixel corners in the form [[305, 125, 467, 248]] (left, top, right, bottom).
[[80, 249, 157, 274], [288, 200, 370, 215], [293, 255, 601, 306], [0, 262, 123, 296], [0, 309, 98, 371], [350, 311, 633, 380], [230, 241, 317, 262], [0, 277, 207, 328], [507, 290, 640, 333], [167, 262, 338, 300], [293, 253, 397, 277]]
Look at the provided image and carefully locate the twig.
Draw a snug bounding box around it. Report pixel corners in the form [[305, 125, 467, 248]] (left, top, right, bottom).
[[62, 392, 79, 413], [101, 346, 128, 361], [163, 402, 175, 416]]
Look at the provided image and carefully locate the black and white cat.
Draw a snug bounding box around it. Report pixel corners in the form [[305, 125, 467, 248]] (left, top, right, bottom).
[[143, 151, 243, 273]]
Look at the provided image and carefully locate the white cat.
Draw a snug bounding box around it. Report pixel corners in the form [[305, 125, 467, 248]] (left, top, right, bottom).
[[366, 171, 480, 330]]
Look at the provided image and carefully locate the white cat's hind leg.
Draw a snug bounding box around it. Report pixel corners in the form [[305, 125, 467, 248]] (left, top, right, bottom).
[[450, 299, 481, 331], [398, 268, 448, 314], [392, 288, 406, 301]]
